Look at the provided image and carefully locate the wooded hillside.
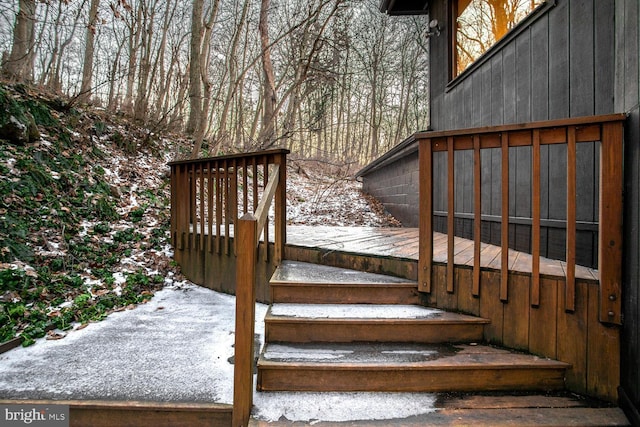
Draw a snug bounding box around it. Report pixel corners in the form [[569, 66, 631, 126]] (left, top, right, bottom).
[[0, 0, 429, 163]]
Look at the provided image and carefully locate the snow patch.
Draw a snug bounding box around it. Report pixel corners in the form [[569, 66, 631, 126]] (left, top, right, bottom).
[[271, 303, 442, 319], [253, 391, 437, 423]]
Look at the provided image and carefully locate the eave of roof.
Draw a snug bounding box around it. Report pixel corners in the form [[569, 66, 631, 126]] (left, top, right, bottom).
[[379, 0, 429, 15], [355, 133, 422, 178]]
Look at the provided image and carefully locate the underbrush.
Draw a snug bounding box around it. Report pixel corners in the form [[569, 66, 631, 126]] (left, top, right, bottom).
[[0, 83, 179, 346]]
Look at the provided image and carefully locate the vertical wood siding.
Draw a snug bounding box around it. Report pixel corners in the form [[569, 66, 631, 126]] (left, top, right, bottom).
[[616, 0, 640, 419], [424, 0, 615, 269]]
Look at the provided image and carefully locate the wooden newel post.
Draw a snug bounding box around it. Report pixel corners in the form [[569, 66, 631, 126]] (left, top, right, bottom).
[[233, 213, 258, 427], [598, 122, 623, 325]]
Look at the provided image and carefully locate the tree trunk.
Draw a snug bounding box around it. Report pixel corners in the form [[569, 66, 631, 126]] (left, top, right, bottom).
[[187, 0, 205, 138], [79, 0, 100, 103], [123, 3, 142, 114], [3, 0, 36, 82], [257, 0, 277, 148]]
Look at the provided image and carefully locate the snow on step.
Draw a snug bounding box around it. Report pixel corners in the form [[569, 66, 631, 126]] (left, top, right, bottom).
[[269, 303, 441, 319], [261, 342, 443, 364], [265, 303, 489, 343], [260, 342, 561, 366], [257, 343, 570, 393], [271, 261, 415, 285]]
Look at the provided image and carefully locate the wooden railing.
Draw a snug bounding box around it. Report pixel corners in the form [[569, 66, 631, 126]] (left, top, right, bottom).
[[169, 149, 288, 263], [168, 149, 288, 427], [417, 114, 625, 325]]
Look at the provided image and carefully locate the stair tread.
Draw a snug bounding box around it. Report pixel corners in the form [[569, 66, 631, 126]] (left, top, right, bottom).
[[259, 343, 570, 368], [250, 407, 630, 427], [250, 392, 629, 426], [271, 261, 415, 285], [267, 303, 489, 323]]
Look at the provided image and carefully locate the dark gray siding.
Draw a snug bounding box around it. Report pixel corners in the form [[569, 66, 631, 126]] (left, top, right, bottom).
[[361, 151, 420, 227], [362, 0, 638, 417], [423, 0, 614, 268], [617, 0, 640, 422]]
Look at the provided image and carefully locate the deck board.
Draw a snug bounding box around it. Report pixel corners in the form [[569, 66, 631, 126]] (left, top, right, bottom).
[[190, 224, 597, 281], [286, 226, 598, 282]]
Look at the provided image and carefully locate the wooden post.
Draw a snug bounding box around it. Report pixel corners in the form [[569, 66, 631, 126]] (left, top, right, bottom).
[[500, 132, 509, 302], [176, 164, 189, 250], [170, 165, 177, 247], [233, 214, 257, 427], [473, 135, 481, 297], [566, 126, 577, 312], [447, 137, 455, 294], [598, 122, 623, 325], [419, 138, 433, 293], [199, 163, 205, 251], [531, 129, 541, 307], [189, 163, 197, 250], [262, 156, 270, 263], [274, 153, 287, 265]]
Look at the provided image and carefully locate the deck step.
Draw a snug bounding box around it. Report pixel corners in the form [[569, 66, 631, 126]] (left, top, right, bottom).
[[270, 261, 421, 305], [265, 303, 489, 343], [257, 343, 570, 393], [249, 393, 629, 426]]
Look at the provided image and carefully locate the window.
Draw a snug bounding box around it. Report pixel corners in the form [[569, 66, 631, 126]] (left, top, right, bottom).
[[453, 0, 545, 77]]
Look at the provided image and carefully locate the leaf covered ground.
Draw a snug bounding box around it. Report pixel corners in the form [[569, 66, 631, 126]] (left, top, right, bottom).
[[0, 82, 399, 347]]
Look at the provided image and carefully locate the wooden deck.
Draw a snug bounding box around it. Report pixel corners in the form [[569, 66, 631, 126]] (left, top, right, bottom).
[[286, 225, 598, 282]]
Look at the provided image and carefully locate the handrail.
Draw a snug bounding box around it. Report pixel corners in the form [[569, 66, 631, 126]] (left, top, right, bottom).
[[418, 114, 625, 325], [169, 149, 288, 427], [168, 148, 288, 261], [255, 164, 280, 234]]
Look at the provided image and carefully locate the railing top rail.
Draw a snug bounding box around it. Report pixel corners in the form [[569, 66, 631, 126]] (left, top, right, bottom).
[[168, 148, 290, 167], [415, 113, 627, 140]]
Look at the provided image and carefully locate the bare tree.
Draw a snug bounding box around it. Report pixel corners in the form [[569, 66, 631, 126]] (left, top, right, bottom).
[[3, 0, 36, 81], [257, 0, 277, 148], [79, 0, 100, 103]]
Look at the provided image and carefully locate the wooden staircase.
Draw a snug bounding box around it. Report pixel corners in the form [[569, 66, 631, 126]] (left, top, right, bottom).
[[254, 261, 630, 426], [258, 261, 568, 393]]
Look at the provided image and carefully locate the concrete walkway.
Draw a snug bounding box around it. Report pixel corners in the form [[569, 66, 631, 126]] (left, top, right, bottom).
[[0, 283, 443, 424]]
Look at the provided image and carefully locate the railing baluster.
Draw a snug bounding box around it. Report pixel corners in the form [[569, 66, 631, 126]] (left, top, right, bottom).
[[531, 129, 541, 307], [263, 155, 270, 263], [473, 135, 481, 297], [179, 164, 189, 250], [232, 159, 238, 256], [170, 165, 177, 247], [224, 159, 230, 256], [199, 162, 205, 251], [500, 132, 509, 302], [447, 136, 455, 293], [566, 126, 577, 312], [252, 157, 258, 213], [274, 152, 287, 265], [189, 162, 197, 250], [419, 137, 433, 293], [216, 160, 222, 254], [242, 157, 248, 215], [207, 162, 214, 253]]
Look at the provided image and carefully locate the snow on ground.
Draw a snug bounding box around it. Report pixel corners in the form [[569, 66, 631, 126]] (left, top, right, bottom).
[[285, 160, 401, 227], [1, 109, 414, 422], [0, 281, 438, 423]]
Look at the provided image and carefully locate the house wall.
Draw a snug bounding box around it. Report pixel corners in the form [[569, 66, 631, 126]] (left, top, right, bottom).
[[365, 0, 639, 409], [426, 0, 616, 269], [361, 151, 420, 227], [362, 1, 615, 269], [616, 0, 640, 423]]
